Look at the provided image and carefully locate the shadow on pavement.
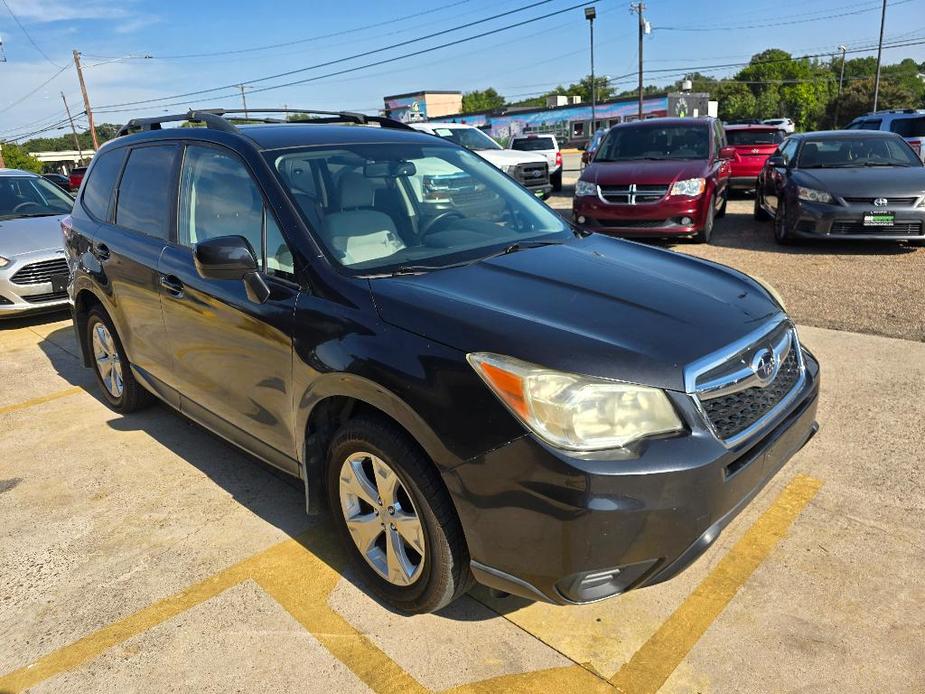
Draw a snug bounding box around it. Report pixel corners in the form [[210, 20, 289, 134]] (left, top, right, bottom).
[[0, 308, 70, 330], [36, 325, 524, 621]]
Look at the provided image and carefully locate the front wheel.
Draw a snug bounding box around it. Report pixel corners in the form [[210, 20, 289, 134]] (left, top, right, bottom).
[[774, 200, 794, 245], [326, 417, 471, 614], [716, 190, 728, 218], [694, 194, 715, 243]]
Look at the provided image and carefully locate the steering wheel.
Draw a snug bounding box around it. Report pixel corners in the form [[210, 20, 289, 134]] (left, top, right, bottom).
[[12, 201, 42, 214], [420, 211, 465, 237]]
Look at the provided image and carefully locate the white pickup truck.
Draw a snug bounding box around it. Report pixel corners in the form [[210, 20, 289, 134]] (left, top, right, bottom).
[[409, 122, 552, 199]]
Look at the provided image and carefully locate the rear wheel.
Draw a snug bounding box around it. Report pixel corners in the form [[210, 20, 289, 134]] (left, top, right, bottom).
[[754, 192, 771, 221], [326, 416, 470, 614], [694, 194, 715, 243], [85, 307, 153, 413], [551, 169, 562, 192]]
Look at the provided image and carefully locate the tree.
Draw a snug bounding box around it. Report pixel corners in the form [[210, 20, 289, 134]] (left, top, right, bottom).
[[22, 124, 120, 153], [1, 142, 43, 172], [462, 88, 505, 113]]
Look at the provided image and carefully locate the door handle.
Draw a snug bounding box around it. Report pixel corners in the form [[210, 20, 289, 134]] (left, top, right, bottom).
[[94, 243, 111, 261], [159, 274, 184, 296]]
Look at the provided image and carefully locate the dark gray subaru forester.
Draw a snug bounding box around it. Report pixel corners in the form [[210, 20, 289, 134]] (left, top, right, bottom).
[[64, 109, 820, 614]]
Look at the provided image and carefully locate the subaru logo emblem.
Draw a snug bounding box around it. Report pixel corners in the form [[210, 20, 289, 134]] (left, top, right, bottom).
[[873, 197, 888, 207], [751, 348, 777, 386]]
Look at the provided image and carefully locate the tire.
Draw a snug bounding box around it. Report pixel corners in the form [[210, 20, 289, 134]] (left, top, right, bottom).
[[754, 193, 771, 221], [551, 169, 562, 192], [716, 190, 728, 218], [694, 194, 715, 243], [85, 306, 154, 413], [773, 200, 794, 245], [326, 416, 470, 614]]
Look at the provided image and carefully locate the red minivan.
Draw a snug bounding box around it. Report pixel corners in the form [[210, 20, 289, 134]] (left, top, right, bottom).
[[573, 117, 734, 243], [724, 125, 785, 191]]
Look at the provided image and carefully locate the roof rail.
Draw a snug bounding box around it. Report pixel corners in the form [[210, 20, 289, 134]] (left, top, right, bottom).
[[117, 108, 411, 137]]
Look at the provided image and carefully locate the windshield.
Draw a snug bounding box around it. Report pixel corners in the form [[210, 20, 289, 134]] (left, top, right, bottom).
[[511, 137, 556, 151], [271, 142, 570, 275], [596, 125, 710, 161], [429, 126, 501, 151], [0, 176, 73, 220], [726, 129, 784, 146], [796, 137, 922, 168]]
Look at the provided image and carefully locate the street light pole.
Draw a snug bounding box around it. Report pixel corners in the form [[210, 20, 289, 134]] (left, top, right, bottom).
[[872, 0, 887, 111], [834, 45, 848, 128], [585, 6, 597, 138]]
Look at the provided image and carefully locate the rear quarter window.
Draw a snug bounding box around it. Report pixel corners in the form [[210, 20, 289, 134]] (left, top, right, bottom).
[[890, 117, 925, 138], [80, 149, 125, 221], [115, 145, 178, 240]]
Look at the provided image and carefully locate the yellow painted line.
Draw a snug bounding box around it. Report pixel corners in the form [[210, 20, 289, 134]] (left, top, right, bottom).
[[0, 530, 426, 694], [442, 664, 613, 694], [0, 386, 83, 416], [609, 473, 823, 694]]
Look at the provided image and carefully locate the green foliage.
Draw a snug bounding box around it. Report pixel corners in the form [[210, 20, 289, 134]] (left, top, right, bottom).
[[461, 88, 505, 113], [1, 142, 43, 172], [22, 124, 120, 153], [510, 75, 614, 108]]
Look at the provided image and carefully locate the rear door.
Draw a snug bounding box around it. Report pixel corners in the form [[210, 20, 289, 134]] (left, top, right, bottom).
[[81, 144, 179, 400], [158, 143, 300, 468]]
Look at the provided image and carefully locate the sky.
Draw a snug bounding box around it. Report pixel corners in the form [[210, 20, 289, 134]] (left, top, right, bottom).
[[0, 0, 923, 143]]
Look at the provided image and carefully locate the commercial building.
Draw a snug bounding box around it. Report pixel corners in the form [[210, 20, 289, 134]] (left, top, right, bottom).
[[382, 91, 463, 123]]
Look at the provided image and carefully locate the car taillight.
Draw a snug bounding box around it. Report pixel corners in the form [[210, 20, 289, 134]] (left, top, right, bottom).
[[555, 151, 562, 167], [908, 139, 922, 155]]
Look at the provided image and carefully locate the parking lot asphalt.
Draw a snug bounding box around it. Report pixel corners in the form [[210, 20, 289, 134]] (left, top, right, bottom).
[[2, 163, 924, 693]]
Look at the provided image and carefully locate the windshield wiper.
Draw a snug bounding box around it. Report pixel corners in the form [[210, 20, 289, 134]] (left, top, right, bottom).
[[15, 212, 62, 218], [862, 161, 911, 167]]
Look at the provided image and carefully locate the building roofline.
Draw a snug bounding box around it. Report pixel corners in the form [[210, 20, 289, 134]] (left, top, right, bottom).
[[429, 92, 672, 121], [383, 90, 463, 100]]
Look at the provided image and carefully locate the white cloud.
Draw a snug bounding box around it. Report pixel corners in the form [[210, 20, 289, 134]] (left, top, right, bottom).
[[4, 0, 131, 23]]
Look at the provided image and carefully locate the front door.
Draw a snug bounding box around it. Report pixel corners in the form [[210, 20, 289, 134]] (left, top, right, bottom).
[[159, 144, 300, 468]]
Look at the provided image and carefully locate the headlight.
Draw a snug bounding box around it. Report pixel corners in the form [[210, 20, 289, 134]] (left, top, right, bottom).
[[797, 186, 833, 203], [575, 180, 598, 197], [0, 256, 10, 268], [467, 352, 683, 451], [751, 275, 787, 311], [500, 164, 516, 175], [670, 177, 706, 197]]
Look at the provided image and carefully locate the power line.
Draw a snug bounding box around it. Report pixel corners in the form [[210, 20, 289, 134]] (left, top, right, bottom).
[[0, 64, 69, 117], [655, 0, 914, 32], [93, 0, 594, 111], [0, 0, 62, 67]]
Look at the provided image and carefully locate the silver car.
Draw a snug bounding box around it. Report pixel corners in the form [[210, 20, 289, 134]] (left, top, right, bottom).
[[0, 169, 74, 317]]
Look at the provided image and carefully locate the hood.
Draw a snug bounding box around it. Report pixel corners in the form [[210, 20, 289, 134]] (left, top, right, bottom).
[[793, 166, 925, 198], [583, 159, 709, 186], [370, 235, 780, 391], [0, 214, 67, 257], [477, 149, 548, 167]]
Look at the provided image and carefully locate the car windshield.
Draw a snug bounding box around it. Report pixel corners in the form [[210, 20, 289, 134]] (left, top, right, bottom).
[[726, 129, 784, 146], [596, 124, 710, 161], [429, 127, 501, 151], [796, 137, 922, 168], [270, 142, 570, 275], [511, 137, 556, 151], [0, 175, 73, 220]]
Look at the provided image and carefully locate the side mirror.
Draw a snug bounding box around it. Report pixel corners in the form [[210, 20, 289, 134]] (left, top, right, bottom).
[[766, 155, 786, 168], [194, 235, 270, 304], [719, 146, 736, 160]]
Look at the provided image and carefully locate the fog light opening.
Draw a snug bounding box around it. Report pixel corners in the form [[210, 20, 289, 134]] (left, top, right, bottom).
[[681, 216, 693, 226], [577, 215, 586, 224]]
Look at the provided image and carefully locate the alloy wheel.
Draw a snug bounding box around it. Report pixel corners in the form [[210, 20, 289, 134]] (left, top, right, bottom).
[[91, 322, 124, 398], [338, 452, 426, 587]]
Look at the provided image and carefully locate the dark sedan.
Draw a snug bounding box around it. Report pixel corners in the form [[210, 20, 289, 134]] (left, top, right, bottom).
[[755, 130, 925, 245]]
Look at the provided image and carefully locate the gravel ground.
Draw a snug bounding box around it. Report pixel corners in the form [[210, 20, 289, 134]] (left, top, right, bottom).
[[549, 182, 925, 343]]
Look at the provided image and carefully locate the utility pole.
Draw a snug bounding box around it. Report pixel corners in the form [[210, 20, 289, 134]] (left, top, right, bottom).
[[238, 84, 250, 118], [872, 0, 887, 111], [73, 50, 99, 151], [585, 6, 597, 138], [834, 45, 848, 128], [0, 143, 5, 169], [631, 3, 647, 120], [61, 92, 85, 162]]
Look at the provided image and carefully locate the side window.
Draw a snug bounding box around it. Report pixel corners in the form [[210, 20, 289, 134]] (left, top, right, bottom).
[[858, 119, 882, 131], [265, 212, 295, 281], [115, 145, 177, 239], [178, 146, 264, 263], [178, 145, 295, 279], [81, 148, 125, 221], [780, 139, 799, 164]]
